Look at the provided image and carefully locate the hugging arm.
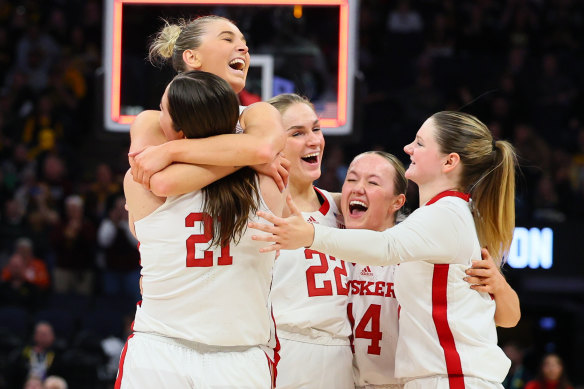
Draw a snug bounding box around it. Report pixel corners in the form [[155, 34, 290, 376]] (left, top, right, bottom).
[[251, 197, 458, 267], [129, 103, 287, 192], [465, 248, 521, 327]]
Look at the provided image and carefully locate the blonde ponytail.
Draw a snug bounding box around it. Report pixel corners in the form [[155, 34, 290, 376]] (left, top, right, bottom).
[[431, 111, 518, 266]]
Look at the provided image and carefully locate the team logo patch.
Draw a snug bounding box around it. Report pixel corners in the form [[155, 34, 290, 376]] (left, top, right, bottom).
[[360, 266, 374, 277]]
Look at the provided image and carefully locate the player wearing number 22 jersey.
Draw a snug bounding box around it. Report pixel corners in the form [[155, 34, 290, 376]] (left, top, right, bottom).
[[270, 187, 353, 389]]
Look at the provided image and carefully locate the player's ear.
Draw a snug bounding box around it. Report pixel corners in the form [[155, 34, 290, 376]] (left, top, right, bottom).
[[389, 193, 406, 215], [183, 49, 202, 70], [443, 152, 460, 173]]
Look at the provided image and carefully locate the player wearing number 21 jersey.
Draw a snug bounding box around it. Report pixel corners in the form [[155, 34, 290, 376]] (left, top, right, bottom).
[[117, 71, 285, 389]]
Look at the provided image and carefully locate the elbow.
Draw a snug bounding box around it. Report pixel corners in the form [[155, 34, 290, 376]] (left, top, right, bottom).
[[508, 312, 521, 328], [496, 311, 521, 328], [149, 175, 174, 197]]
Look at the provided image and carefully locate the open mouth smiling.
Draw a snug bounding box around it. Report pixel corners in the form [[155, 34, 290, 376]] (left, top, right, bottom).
[[301, 152, 319, 164], [229, 58, 246, 71], [349, 200, 368, 216]]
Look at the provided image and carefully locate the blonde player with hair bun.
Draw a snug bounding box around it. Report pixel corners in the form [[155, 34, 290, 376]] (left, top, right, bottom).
[[251, 111, 520, 388], [128, 16, 288, 198]]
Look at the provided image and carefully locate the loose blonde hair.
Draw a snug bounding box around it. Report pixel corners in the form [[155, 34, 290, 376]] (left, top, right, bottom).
[[430, 111, 517, 265], [148, 15, 233, 72]]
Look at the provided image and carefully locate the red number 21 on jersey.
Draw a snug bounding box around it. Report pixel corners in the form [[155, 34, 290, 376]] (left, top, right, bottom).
[[185, 212, 233, 267]]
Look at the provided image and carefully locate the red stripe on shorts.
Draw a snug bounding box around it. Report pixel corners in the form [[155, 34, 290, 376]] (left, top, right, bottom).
[[114, 333, 134, 389], [432, 264, 465, 389]]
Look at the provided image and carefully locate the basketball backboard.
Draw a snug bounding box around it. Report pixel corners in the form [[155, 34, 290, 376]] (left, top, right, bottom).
[[103, 0, 358, 135]]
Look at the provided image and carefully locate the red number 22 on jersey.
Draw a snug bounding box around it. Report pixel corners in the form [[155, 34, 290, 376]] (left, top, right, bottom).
[[304, 249, 349, 297]]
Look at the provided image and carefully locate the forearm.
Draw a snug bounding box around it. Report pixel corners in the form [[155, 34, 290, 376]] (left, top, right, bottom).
[[310, 224, 396, 266], [166, 133, 280, 167], [493, 282, 521, 327], [150, 163, 239, 197]]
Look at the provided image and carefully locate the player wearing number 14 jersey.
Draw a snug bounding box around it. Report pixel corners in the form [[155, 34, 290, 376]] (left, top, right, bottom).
[[267, 94, 353, 389], [344, 152, 408, 389], [118, 71, 285, 389]]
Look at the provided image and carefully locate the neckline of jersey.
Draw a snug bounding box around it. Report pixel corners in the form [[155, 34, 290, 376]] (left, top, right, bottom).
[[426, 190, 471, 206]]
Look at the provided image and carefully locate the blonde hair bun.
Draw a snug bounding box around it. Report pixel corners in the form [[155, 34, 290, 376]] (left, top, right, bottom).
[[149, 21, 182, 63]]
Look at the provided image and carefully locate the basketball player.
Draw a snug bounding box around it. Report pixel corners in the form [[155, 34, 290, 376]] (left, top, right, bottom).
[[266, 94, 352, 389], [344, 151, 407, 389], [117, 71, 285, 388], [128, 16, 288, 195], [345, 151, 517, 389], [250, 111, 519, 388]]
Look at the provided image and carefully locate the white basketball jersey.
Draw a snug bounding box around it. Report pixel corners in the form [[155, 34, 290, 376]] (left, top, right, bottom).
[[132, 186, 277, 350], [271, 187, 350, 343], [309, 191, 512, 385], [349, 264, 402, 386], [235, 105, 245, 134], [393, 195, 511, 384]]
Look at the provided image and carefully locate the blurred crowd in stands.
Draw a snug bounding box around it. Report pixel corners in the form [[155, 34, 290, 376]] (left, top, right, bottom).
[[0, 0, 583, 387]]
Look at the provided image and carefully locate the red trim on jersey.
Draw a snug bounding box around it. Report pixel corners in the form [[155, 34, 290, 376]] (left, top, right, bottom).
[[426, 191, 470, 206], [271, 309, 281, 388], [432, 264, 465, 389], [313, 187, 330, 215], [264, 352, 276, 389], [114, 333, 135, 389]]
